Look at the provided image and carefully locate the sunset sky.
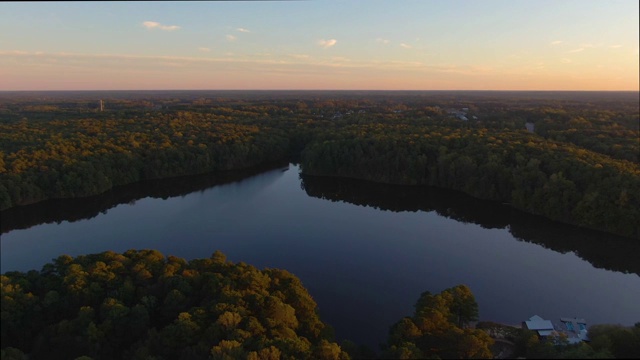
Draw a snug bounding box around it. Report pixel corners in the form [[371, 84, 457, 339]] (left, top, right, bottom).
[[1, 0, 638, 91]]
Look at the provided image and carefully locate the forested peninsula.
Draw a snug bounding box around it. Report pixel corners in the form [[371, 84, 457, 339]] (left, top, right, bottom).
[[4, 250, 638, 359], [1, 91, 638, 238]]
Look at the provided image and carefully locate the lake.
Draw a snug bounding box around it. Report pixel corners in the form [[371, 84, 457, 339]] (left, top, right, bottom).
[[2, 163, 639, 350]]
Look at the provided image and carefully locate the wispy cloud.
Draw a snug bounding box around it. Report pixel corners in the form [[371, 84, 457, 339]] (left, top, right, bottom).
[[289, 54, 310, 59], [376, 38, 390, 45], [0, 50, 473, 73], [6, 50, 29, 55], [142, 21, 180, 31], [550, 40, 563, 45], [198, 47, 211, 52], [317, 39, 337, 49], [567, 48, 584, 53], [399, 43, 412, 49], [158, 61, 185, 68], [3, 48, 637, 91], [609, 44, 623, 49], [0, 50, 288, 68], [226, 34, 237, 42], [236, 28, 250, 33], [561, 58, 572, 64]]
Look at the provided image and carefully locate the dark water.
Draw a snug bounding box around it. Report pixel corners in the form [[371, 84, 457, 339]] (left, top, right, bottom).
[[1, 164, 639, 349]]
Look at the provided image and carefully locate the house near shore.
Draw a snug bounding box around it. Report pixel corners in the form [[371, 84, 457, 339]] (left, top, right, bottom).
[[559, 317, 590, 343], [523, 315, 589, 344], [523, 315, 555, 337]]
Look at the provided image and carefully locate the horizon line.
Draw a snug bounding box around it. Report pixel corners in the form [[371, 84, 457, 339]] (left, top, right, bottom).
[[1, 89, 638, 92]]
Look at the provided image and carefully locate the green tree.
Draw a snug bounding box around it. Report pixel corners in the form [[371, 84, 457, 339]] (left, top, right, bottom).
[[385, 285, 493, 359]]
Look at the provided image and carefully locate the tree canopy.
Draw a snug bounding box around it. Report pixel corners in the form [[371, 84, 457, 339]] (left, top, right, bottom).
[[0, 249, 349, 360], [382, 284, 493, 359]]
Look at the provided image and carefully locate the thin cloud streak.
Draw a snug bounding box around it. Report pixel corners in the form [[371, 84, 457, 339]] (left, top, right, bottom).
[[3, 50, 635, 91], [0, 50, 495, 76], [289, 54, 311, 59], [142, 21, 180, 31]]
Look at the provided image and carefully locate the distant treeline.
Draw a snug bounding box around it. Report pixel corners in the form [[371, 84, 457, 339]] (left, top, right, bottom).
[[0, 92, 638, 238], [299, 121, 639, 239]]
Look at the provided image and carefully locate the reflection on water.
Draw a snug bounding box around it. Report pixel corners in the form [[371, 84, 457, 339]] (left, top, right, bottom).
[[299, 173, 640, 276], [1, 161, 289, 235], [3, 164, 638, 277]]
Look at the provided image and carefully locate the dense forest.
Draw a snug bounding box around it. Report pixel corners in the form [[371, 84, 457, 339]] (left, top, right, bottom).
[[0, 250, 349, 360], [1, 90, 638, 239], [2, 250, 638, 359]]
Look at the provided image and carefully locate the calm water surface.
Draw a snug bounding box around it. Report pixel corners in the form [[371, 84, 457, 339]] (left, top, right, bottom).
[[2, 164, 639, 349]]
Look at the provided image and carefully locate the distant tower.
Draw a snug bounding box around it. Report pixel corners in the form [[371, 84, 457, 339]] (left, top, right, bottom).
[[100, 100, 104, 112]]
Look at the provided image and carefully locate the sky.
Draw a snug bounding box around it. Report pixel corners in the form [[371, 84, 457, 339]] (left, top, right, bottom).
[[1, 0, 638, 91]]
